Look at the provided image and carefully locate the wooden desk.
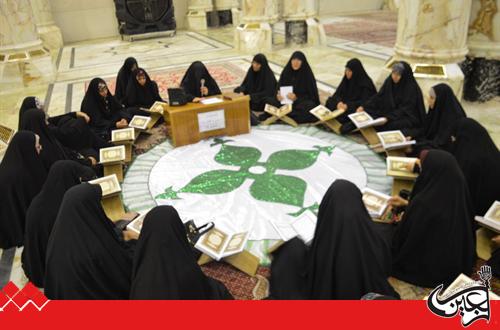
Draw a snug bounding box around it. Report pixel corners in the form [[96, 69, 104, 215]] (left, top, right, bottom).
[[164, 96, 251, 147]]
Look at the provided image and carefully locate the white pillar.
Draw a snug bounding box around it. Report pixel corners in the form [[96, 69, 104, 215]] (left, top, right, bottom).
[[0, 0, 56, 93], [235, 0, 279, 52], [186, 0, 214, 30], [282, 0, 325, 46], [29, 0, 63, 54], [380, 0, 473, 101]]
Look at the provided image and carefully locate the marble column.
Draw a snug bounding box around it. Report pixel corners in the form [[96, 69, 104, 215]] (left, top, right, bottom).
[[0, 0, 56, 92], [462, 0, 500, 101], [214, 0, 241, 26], [282, 0, 325, 46], [186, 0, 214, 30], [379, 0, 473, 102], [29, 0, 63, 54], [235, 0, 280, 52]]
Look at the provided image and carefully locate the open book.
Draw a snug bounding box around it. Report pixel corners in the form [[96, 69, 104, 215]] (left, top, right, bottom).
[[148, 101, 166, 114], [99, 145, 126, 165], [270, 212, 318, 244], [377, 130, 416, 150], [362, 188, 391, 219], [425, 273, 500, 300], [475, 200, 500, 233], [386, 156, 419, 180], [126, 209, 151, 234], [310, 105, 345, 122], [111, 127, 135, 143], [195, 223, 250, 261], [265, 103, 292, 117], [89, 174, 121, 197], [348, 112, 387, 129], [129, 115, 151, 130]]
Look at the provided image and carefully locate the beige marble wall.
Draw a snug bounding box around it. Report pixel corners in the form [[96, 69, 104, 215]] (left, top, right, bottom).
[[30, 0, 63, 53], [318, 0, 384, 15], [394, 0, 472, 63], [0, 0, 39, 46], [282, 0, 317, 20], [468, 0, 500, 59]]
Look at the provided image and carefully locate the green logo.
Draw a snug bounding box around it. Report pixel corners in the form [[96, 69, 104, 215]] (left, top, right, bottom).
[[155, 138, 334, 216]]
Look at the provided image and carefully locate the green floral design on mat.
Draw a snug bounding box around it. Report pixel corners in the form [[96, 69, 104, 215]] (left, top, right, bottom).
[[155, 138, 334, 215]]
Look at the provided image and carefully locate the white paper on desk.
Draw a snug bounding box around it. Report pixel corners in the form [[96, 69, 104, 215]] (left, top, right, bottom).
[[201, 97, 223, 105], [280, 86, 294, 105], [197, 109, 226, 133]]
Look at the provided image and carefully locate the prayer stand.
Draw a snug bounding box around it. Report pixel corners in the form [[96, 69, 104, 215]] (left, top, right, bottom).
[[261, 104, 298, 128], [313, 109, 345, 134], [111, 127, 136, 164]]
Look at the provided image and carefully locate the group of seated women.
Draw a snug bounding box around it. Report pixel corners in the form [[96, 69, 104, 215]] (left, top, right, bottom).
[[0, 50, 498, 300]]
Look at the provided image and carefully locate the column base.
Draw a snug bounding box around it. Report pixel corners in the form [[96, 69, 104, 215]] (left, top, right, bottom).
[[285, 18, 325, 46], [37, 24, 64, 54], [186, 10, 208, 31], [0, 55, 56, 94], [235, 23, 273, 53]]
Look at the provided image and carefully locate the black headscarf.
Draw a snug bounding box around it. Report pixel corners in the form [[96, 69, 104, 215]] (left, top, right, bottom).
[[421, 83, 467, 147], [130, 206, 233, 300], [115, 57, 138, 102], [306, 180, 398, 299], [234, 54, 277, 99], [327, 58, 376, 110], [392, 150, 475, 288], [0, 131, 47, 249], [22, 160, 96, 288], [44, 184, 132, 300], [124, 68, 163, 108], [180, 61, 221, 101], [20, 109, 67, 171], [18, 96, 40, 130], [364, 61, 426, 127], [278, 51, 320, 105], [81, 78, 124, 133], [446, 118, 500, 216]]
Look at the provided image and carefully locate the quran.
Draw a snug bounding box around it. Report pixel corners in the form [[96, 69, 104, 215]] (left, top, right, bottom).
[[386, 156, 419, 179], [430, 273, 499, 300], [99, 145, 126, 165], [126, 210, 151, 234], [309, 105, 345, 122], [377, 130, 416, 150], [129, 115, 151, 130], [111, 127, 135, 143], [475, 200, 500, 233], [348, 112, 387, 129], [264, 103, 292, 117], [362, 188, 391, 219], [148, 101, 167, 115], [270, 212, 317, 243], [195, 223, 250, 261], [89, 174, 121, 197]]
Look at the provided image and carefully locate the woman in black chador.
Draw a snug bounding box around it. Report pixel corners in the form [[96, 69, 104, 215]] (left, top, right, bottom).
[[0, 131, 46, 249], [81, 78, 129, 140], [130, 206, 233, 300], [389, 150, 475, 288], [180, 61, 221, 103], [115, 57, 138, 103], [123, 68, 164, 109], [262, 51, 320, 124], [325, 58, 376, 123], [44, 184, 135, 300], [341, 61, 425, 136], [269, 180, 399, 300], [22, 160, 96, 288]]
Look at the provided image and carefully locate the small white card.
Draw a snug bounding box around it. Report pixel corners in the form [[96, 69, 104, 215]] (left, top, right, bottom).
[[200, 97, 223, 105], [197, 109, 226, 133], [280, 86, 294, 105]]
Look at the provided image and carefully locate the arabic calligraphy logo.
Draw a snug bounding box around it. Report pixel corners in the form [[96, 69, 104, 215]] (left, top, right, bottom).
[[155, 138, 334, 216], [427, 265, 492, 327]]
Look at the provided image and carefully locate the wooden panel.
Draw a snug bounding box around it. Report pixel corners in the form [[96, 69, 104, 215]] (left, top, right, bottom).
[[101, 195, 126, 222], [103, 163, 124, 182]]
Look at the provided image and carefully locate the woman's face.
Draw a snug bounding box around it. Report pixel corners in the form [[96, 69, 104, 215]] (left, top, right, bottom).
[[252, 61, 262, 72], [345, 68, 353, 80], [291, 58, 302, 71], [35, 97, 44, 112], [35, 134, 42, 155], [137, 75, 146, 86], [131, 63, 138, 71], [391, 72, 401, 84], [98, 84, 108, 97], [428, 91, 436, 109]]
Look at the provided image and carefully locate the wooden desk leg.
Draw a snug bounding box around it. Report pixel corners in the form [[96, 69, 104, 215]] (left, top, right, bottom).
[[224, 250, 260, 276], [101, 195, 126, 222], [103, 163, 124, 182], [386, 149, 406, 157], [391, 179, 415, 196], [261, 115, 279, 126], [124, 143, 132, 163], [280, 116, 299, 128], [324, 119, 342, 134], [359, 127, 380, 145]]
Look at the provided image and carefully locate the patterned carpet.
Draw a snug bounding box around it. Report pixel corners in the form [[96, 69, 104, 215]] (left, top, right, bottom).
[[324, 11, 398, 47]]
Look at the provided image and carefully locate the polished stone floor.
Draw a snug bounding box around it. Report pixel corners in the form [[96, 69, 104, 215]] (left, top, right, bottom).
[[0, 11, 498, 145]]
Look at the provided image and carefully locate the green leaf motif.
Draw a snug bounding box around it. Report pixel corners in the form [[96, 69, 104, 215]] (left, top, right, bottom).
[[266, 150, 317, 170], [155, 186, 180, 200], [215, 144, 262, 167], [250, 174, 306, 207], [180, 170, 248, 195]]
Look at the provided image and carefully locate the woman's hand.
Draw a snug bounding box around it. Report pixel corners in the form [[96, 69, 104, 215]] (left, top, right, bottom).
[[116, 119, 128, 129], [388, 195, 409, 208], [88, 156, 97, 166], [276, 92, 283, 102], [200, 86, 208, 96], [123, 229, 139, 241], [287, 93, 297, 101], [356, 106, 364, 113], [337, 102, 347, 110], [192, 97, 202, 103], [76, 111, 90, 123]]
